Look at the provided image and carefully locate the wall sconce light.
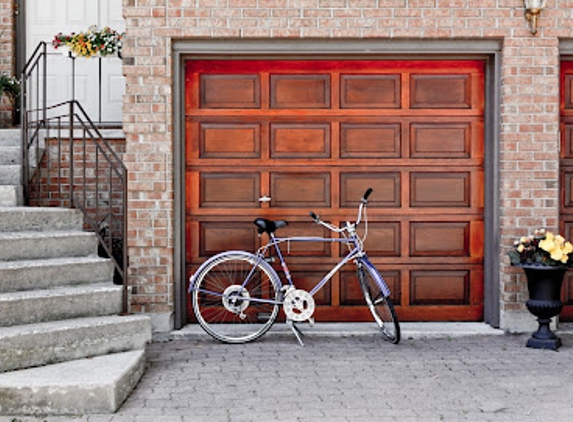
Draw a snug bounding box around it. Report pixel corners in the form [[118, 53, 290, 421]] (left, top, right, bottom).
[[524, 0, 546, 35]]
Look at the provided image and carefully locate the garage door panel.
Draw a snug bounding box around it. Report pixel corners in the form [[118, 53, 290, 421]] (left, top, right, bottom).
[[561, 123, 573, 161], [410, 74, 471, 109], [200, 74, 260, 109], [200, 123, 261, 158], [270, 123, 331, 158], [340, 172, 400, 208], [340, 74, 401, 109], [358, 222, 401, 257], [340, 270, 401, 305], [410, 172, 470, 208], [564, 74, 573, 110], [410, 123, 471, 158], [270, 74, 330, 109], [270, 173, 331, 208], [198, 221, 258, 259], [200, 173, 260, 208], [340, 123, 401, 158], [410, 270, 470, 305], [287, 270, 331, 306], [275, 222, 332, 257], [410, 222, 469, 257]]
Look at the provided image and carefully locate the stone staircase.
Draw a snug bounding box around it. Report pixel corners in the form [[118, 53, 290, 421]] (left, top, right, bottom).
[[0, 129, 23, 206], [0, 130, 152, 415]]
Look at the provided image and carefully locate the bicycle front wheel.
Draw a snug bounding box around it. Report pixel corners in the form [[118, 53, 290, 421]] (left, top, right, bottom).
[[357, 266, 400, 344], [192, 251, 281, 343]]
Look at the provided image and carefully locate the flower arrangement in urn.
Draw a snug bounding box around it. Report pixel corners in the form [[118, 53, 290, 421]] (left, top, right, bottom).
[[508, 229, 573, 267], [52, 25, 124, 58]]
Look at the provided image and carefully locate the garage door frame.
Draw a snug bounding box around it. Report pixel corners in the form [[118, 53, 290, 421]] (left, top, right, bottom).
[[172, 38, 502, 330]]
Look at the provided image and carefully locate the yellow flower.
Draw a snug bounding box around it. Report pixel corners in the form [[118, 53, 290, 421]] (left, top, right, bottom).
[[550, 247, 564, 262], [539, 237, 555, 253], [517, 244, 525, 253], [565, 242, 573, 254]]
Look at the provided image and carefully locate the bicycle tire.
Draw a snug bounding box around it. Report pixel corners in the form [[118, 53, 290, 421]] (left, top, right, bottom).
[[192, 251, 281, 344], [357, 265, 401, 344]]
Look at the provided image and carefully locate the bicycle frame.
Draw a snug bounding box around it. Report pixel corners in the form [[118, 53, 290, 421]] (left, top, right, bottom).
[[249, 231, 390, 300]]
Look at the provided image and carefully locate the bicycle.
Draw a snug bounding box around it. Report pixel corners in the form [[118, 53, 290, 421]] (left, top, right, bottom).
[[189, 188, 400, 346]]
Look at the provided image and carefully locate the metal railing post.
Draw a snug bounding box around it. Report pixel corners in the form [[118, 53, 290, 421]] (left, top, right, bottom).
[[69, 101, 75, 208]]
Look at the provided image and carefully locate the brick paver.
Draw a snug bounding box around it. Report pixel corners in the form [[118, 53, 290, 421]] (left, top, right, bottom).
[[4, 331, 573, 422]]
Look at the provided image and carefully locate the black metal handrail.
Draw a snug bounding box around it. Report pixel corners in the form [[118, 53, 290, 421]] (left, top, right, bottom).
[[21, 43, 128, 313]]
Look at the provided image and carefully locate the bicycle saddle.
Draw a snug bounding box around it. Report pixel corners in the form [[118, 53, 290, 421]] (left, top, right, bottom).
[[253, 218, 288, 235]]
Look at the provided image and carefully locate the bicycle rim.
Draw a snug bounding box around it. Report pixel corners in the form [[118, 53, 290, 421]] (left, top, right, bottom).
[[357, 267, 401, 344], [192, 252, 280, 343]]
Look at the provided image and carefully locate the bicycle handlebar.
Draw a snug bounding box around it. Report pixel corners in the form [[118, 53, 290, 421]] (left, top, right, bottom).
[[309, 188, 372, 233]]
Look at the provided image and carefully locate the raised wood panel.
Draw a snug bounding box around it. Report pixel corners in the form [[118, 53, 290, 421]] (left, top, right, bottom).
[[289, 271, 331, 305], [340, 74, 400, 108], [199, 222, 256, 257], [565, 74, 573, 110], [410, 123, 471, 158], [410, 172, 470, 208], [563, 271, 573, 305], [410, 270, 470, 305], [340, 172, 400, 208], [200, 123, 261, 158], [339, 270, 400, 305], [270, 123, 331, 158], [200, 75, 260, 109], [563, 172, 573, 209], [270, 75, 330, 109], [270, 173, 330, 208], [360, 222, 401, 257], [410, 75, 471, 109], [410, 222, 469, 257], [277, 222, 331, 257], [340, 123, 401, 158], [563, 125, 573, 159], [200, 173, 259, 208]]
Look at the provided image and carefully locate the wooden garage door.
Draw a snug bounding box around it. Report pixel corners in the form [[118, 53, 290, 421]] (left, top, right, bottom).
[[185, 59, 485, 322], [560, 60, 573, 321]]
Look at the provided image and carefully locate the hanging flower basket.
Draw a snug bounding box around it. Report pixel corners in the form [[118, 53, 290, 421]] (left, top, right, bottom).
[[52, 26, 124, 59]]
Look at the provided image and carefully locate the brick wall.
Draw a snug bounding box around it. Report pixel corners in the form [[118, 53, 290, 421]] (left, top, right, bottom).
[[0, 0, 15, 126], [121, 0, 573, 329]]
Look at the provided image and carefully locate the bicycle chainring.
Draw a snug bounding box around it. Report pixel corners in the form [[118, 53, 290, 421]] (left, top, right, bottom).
[[222, 285, 250, 315], [283, 288, 315, 322]]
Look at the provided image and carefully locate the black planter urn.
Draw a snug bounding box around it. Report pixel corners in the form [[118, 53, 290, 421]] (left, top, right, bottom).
[[521, 265, 567, 350]]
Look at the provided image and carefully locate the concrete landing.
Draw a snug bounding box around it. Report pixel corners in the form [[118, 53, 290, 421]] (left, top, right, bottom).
[[171, 322, 505, 341], [0, 349, 145, 415]]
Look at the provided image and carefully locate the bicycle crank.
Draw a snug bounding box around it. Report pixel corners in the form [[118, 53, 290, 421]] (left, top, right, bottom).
[[282, 287, 315, 322]]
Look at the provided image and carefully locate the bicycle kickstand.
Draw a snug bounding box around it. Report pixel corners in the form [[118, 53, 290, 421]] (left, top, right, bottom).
[[287, 319, 305, 347]]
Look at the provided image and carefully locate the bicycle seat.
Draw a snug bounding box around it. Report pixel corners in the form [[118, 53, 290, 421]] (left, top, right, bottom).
[[253, 218, 288, 235]]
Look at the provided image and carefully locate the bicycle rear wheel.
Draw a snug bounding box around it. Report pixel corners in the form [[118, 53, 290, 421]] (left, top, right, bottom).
[[357, 266, 400, 344], [191, 251, 281, 343]]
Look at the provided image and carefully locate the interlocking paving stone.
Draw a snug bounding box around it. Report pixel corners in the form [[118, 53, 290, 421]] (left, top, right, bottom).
[[2, 331, 573, 421]]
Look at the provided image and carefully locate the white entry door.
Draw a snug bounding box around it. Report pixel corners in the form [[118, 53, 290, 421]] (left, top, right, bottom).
[[25, 0, 125, 123]]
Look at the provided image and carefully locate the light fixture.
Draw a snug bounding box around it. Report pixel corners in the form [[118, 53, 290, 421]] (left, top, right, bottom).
[[524, 0, 546, 35]]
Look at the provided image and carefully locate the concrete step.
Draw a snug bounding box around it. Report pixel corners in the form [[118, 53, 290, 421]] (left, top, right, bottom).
[[0, 206, 84, 232], [0, 230, 98, 261], [0, 314, 152, 373], [0, 349, 146, 415], [0, 255, 113, 293], [0, 146, 20, 165], [0, 129, 20, 146], [0, 185, 22, 207], [0, 165, 21, 184], [0, 282, 122, 327]]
